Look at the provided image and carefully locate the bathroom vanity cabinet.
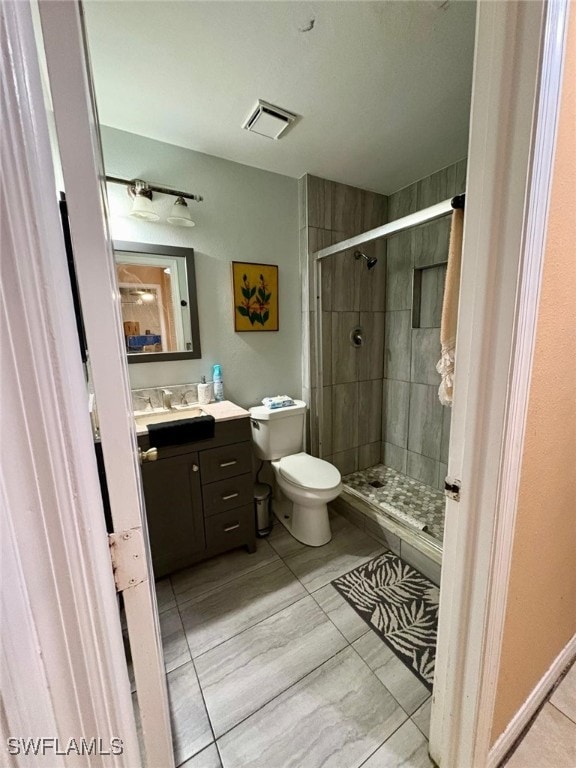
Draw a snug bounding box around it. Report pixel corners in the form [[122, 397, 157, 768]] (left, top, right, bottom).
[[138, 417, 256, 578]]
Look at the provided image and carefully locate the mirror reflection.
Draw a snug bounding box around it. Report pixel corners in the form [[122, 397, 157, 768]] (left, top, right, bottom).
[[114, 241, 201, 362]]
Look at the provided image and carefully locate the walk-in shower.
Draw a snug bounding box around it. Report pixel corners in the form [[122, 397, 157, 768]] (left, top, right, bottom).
[[305, 162, 467, 561]]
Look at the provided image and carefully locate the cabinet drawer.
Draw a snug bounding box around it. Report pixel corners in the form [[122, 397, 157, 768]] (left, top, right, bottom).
[[199, 441, 252, 484], [205, 506, 254, 551], [203, 474, 253, 518]]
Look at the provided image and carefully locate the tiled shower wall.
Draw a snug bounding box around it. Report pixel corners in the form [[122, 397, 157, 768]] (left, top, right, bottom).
[[299, 175, 388, 473], [382, 159, 467, 490], [301, 162, 466, 486]]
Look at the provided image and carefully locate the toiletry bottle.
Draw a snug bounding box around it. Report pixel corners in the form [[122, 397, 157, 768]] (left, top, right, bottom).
[[213, 364, 224, 401], [198, 375, 213, 405]]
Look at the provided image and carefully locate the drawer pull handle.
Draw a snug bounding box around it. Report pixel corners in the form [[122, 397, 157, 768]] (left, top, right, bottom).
[[220, 460, 237, 468], [222, 492, 239, 501], [223, 523, 240, 532]]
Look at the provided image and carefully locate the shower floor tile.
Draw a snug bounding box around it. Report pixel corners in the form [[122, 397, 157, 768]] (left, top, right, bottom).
[[343, 464, 445, 542]]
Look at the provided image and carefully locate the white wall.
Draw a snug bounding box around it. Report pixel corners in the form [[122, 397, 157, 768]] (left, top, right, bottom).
[[101, 126, 300, 408]]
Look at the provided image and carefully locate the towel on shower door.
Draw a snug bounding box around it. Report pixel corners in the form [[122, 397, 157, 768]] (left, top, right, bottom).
[[436, 208, 464, 406]]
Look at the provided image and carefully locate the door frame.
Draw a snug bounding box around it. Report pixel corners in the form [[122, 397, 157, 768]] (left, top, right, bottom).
[[2, 1, 141, 764], [430, 1, 571, 766], [35, 1, 174, 766]]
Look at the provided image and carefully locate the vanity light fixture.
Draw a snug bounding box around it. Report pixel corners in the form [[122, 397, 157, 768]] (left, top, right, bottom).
[[128, 180, 159, 221], [167, 197, 195, 227], [106, 175, 203, 227]]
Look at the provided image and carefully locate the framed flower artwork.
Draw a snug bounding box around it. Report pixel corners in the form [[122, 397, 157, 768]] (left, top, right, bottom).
[[232, 262, 279, 332]]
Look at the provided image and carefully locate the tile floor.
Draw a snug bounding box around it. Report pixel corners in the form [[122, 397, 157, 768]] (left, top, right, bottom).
[[504, 660, 576, 768], [133, 512, 436, 767], [132, 511, 575, 767]]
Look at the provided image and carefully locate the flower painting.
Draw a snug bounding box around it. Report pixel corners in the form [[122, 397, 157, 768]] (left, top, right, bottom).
[[232, 262, 279, 332]]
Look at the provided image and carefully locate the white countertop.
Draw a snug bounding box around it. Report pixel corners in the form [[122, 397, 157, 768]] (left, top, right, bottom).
[[134, 400, 250, 435]]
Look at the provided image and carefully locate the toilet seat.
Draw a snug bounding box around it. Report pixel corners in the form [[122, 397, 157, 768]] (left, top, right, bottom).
[[275, 452, 341, 491]]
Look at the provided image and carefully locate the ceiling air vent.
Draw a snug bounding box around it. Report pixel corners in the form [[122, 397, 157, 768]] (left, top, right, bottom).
[[243, 100, 297, 140]]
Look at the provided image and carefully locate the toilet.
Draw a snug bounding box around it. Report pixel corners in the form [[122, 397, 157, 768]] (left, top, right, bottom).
[[249, 400, 342, 546]]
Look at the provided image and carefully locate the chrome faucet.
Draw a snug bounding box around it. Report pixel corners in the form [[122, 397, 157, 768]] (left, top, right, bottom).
[[133, 394, 153, 410], [180, 389, 198, 406], [161, 388, 173, 409]]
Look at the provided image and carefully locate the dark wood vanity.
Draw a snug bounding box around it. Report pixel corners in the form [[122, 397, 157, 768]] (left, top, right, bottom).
[[137, 416, 256, 578]]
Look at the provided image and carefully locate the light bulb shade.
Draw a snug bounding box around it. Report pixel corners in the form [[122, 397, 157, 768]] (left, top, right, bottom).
[[130, 193, 159, 221], [167, 197, 195, 227]]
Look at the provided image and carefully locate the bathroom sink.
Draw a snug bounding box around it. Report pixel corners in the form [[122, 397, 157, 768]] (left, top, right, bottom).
[[134, 407, 207, 428]]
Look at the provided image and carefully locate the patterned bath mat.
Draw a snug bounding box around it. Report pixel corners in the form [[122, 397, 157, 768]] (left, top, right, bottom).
[[332, 551, 439, 689]]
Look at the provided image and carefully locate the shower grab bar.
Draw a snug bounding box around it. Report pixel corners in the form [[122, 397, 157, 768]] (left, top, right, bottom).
[[312, 194, 464, 261]]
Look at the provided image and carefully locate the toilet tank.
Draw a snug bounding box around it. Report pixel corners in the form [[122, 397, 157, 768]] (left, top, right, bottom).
[[249, 400, 307, 460]]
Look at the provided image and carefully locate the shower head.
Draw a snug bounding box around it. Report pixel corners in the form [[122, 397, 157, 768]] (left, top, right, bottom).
[[354, 250, 378, 270]]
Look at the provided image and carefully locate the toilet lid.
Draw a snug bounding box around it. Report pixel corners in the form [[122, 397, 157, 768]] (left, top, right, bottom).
[[278, 452, 341, 491]]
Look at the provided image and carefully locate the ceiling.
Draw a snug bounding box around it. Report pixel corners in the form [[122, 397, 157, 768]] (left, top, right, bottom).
[[83, 1, 476, 195]]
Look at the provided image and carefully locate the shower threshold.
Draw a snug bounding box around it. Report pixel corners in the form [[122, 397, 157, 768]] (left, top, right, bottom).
[[335, 464, 445, 566]]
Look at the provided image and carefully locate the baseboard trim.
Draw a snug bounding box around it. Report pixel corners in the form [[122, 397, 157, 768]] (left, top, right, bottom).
[[488, 633, 576, 768]]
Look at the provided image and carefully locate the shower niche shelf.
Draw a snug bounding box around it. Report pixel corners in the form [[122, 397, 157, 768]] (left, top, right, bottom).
[[412, 261, 448, 329]]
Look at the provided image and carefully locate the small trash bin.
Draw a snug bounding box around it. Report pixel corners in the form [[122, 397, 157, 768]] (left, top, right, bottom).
[[254, 483, 272, 537]]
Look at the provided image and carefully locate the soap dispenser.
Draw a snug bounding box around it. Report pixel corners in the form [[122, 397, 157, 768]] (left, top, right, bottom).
[[197, 376, 213, 405]]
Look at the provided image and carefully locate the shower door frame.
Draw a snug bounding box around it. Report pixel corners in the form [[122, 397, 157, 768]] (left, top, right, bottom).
[[312, 201, 455, 555], [312, 195, 457, 469]]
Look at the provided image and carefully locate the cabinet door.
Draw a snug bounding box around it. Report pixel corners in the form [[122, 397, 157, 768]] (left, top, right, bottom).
[[142, 451, 205, 578]]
